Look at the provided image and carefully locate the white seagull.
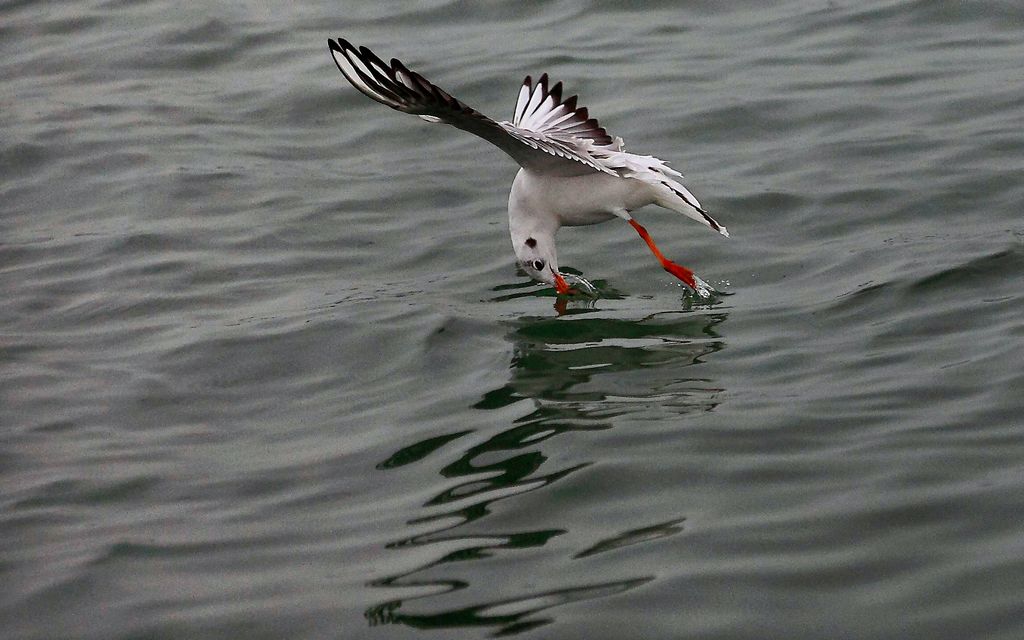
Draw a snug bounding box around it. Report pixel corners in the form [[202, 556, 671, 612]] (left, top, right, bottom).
[[327, 38, 728, 297]]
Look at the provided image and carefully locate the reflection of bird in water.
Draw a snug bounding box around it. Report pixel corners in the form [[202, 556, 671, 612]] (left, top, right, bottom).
[[328, 38, 728, 297], [496, 310, 729, 405], [367, 309, 727, 635]]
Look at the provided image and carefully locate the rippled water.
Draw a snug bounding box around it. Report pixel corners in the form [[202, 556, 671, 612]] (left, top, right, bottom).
[[3, 2, 1023, 639]]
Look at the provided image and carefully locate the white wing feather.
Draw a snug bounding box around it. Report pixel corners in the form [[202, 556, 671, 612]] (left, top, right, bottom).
[[328, 37, 723, 230], [329, 38, 616, 176]]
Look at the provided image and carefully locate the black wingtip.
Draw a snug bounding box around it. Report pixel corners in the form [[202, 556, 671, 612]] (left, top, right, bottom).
[[328, 37, 354, 54], [549, 81, 563, 103]]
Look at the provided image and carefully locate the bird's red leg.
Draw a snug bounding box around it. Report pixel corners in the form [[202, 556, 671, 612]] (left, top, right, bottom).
[[627, 219, 699, 290]]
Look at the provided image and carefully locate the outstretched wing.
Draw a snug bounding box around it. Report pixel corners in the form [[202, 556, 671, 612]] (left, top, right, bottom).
[[327, 38, 620, 177]]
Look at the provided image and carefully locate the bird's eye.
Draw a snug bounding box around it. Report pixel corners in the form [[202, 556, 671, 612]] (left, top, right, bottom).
[[532, 259, 545, 271]]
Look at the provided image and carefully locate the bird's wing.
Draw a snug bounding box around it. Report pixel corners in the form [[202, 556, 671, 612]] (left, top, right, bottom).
[[328, 38, 621, 177]]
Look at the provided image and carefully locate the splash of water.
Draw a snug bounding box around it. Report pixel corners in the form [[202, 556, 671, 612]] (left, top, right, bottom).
[[562, 273, 598, 297], [691, 274, 716, 299]]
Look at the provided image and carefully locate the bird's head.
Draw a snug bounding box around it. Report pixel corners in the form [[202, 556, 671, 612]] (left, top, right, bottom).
[[512, 233, 572, 294]]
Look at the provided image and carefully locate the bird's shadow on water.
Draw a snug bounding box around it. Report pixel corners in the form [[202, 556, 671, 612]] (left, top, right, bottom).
[[364, 291, 730, 636]]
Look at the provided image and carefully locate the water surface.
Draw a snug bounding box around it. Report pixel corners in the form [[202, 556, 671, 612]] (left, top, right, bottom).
[[2, 1, 1023, 639]]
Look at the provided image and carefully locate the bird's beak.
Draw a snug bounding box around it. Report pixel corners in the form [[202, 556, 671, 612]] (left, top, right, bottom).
[[552, 269, 573, 295]]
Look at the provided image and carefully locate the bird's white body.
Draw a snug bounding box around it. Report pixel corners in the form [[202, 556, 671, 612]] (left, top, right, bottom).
[[511, 169, 641, 227], [328, 38, 728, 296]]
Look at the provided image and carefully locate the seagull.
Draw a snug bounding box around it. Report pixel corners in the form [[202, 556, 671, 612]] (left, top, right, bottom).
[[327, 38, 728, 297]]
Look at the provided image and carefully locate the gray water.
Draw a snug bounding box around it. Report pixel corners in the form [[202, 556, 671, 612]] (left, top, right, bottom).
[[3, 2, 1023, 639]]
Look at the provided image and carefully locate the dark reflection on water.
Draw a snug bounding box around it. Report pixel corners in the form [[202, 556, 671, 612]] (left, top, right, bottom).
[[368, 576, 653, 635], [573, 517, 687, 560], [367, 305, 728, 635]]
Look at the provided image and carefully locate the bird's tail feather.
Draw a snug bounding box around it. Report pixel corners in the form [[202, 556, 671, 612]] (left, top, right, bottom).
[[654, 176, 729, 237]]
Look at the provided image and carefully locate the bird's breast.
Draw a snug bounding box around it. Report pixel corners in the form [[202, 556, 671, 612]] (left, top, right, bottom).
[[510, 169, 647, 228]]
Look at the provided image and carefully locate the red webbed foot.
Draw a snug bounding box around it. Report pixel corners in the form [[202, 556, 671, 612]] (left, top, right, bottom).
[[627, 219, 714, 297]]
